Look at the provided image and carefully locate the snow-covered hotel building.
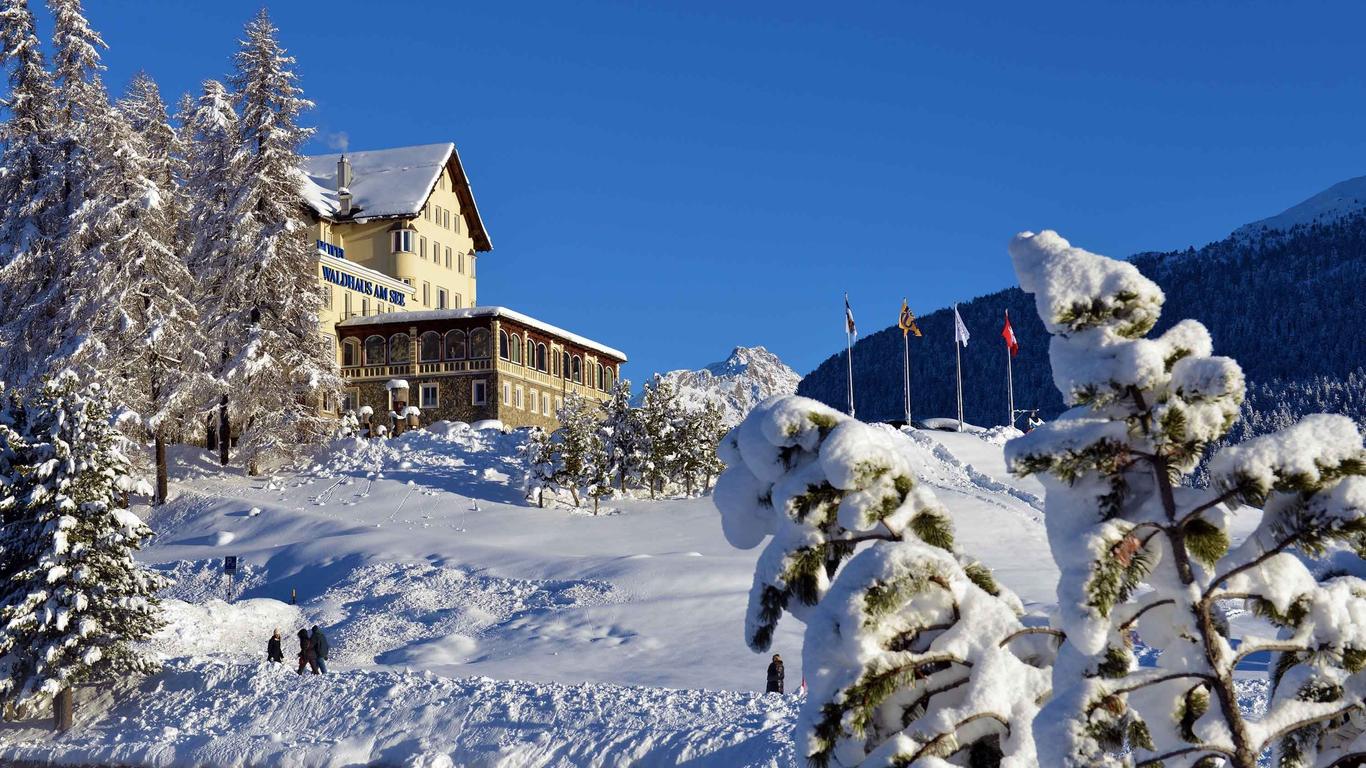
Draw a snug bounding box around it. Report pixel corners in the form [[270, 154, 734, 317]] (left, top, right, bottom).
[[298, 143, 626, 430]]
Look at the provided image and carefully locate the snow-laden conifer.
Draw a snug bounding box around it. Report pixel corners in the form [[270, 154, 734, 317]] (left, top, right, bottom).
[[182, 78, 243, 464], [211, 10, 340, 473], [554, 391, 601, 507], [601, 379, 642, 491], [0, 0, 61, 315], [639, 375, 683, 498], [521, 427, 562, 508], [1005, 230, 1366, 768], [0, 373, 166, 713], [715, 395, 1051, 766]]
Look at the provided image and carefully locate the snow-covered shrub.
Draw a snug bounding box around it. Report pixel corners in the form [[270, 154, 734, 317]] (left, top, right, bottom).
[[1005, 231, 1366, 768], [0, 374, 168, 712], [333, 409, 361, 439], [715, 395, 1051, 766]]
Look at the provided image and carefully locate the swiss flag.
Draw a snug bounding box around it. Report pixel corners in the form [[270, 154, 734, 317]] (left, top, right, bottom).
[[1001, 310, 1019, 357]]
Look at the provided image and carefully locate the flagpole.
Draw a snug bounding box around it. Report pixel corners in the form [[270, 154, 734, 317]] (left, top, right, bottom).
[[1007, 344, 1015, 428], [846, 329, 856, 418], [955, 333, 964, 433], [903, 330, 911, 425]]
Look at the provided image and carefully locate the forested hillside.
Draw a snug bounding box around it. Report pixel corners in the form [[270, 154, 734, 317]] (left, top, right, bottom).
[[798, 212, 1366, 437]]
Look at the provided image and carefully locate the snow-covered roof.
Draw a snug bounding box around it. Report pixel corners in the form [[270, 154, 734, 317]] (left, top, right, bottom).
[[299, 142, 492, 252], [337, 306, 627, 362]]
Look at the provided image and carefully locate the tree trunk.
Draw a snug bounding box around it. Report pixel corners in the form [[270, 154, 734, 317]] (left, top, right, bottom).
[[53, 686, 73, 732], [154, 432, 168, 506], [218, 395, 230, 467]]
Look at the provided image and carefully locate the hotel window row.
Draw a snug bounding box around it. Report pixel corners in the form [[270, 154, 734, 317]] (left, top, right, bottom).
[[424, 201, 461, 234], [342, 328, 492, 367], [497, 329, 615, 392], [391, 230, 471, 276]]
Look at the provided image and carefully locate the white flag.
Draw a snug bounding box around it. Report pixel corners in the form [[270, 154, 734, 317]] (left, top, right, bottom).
[[953, 304, 970, 347]]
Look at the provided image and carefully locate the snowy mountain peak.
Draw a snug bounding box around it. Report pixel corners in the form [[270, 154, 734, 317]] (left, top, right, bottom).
[[1234, 174, 1366, 239], [654, 346, 801, 425]]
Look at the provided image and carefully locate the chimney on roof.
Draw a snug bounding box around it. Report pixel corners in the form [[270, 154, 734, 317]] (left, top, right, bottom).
[[337, 154, 354, 217]]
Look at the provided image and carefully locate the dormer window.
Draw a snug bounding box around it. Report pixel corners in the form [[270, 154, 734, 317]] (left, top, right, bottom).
[[391, 229, 414, 253]]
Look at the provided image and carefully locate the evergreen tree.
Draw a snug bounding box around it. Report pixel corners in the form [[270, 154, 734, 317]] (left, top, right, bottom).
[[639, 376, 683, 498], [521, 427, 562, 508], [182, 78, 243, 466], [214, 10, 340, 473], [0, 373, 167, 714], [678, 399, 726, 495], [715, 396, 1051, 766], [1005, 230, 1366, 768], [602, 379, 642, 491], [554, 392, 600, 507], [0, 0, 62, 368]]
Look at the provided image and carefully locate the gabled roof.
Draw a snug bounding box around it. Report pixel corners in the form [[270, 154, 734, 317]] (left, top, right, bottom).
[[336, 306, 628, 362], [299, 142, 492, 252]]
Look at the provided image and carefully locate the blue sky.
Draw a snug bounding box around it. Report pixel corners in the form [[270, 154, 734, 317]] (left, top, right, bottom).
[[64, 1, 1366, 382]]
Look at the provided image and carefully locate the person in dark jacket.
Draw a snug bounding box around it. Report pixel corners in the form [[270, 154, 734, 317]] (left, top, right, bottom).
[[297, 629, 318, 675], [766, 653, 784, 694], [310, 625, 330, 674], [267, 628, 283, 663]]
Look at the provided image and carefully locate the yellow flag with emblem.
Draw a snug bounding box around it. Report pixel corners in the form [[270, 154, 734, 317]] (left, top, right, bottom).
[[898, 299, 922, 338]]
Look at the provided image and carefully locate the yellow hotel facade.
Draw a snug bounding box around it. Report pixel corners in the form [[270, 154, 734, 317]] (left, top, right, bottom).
[[298, 143, 625, 430]]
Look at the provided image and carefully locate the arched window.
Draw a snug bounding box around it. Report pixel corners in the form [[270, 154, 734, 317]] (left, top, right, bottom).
[[509, 334, 523, 365], [524, 337, 534, 367], [572, 355, 582, 384], [342, 338, 360, 367], [389, 333, 411, 363], [536, 343, 548, 372], [498, 329, 510, 360], [444, 329, 466, 360], [419, 331, 441, 362], [364, 335, 386, 365], [470, 328, 490, 358], [596, 363, 605, 391]]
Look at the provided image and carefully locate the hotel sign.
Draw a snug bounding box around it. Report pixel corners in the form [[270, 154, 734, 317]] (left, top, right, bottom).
[[320, 264, 408, 306]]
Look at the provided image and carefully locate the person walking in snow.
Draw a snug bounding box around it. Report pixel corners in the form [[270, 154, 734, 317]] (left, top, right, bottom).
[[310, 625, 330, 674], [267, 628, 284, 663], [297, 628, 319, 675], [766, 653, 784, 694]]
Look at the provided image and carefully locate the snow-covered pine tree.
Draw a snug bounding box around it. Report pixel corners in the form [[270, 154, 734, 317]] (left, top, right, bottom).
[[0, 0, 108, 387], [521, 427, 562, 508], [639, 375, 683, 498], [0, 0, 62, 367], [555, 391, 600, 507], [602, 379, 642, 491], [680, 399, 726, 495], [714, 395, 1051, 766], [216, 10, 341, 474], [0, 373, 167, 714], [54, 77, 206, 505], [584, 425, 613, 515], [182, 78, 243, 466], [1004, 230, 1366, 768]]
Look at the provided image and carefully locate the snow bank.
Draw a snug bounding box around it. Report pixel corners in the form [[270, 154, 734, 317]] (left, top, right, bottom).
[[149, 598, 304, 661], [0, 658, 798, 768]]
